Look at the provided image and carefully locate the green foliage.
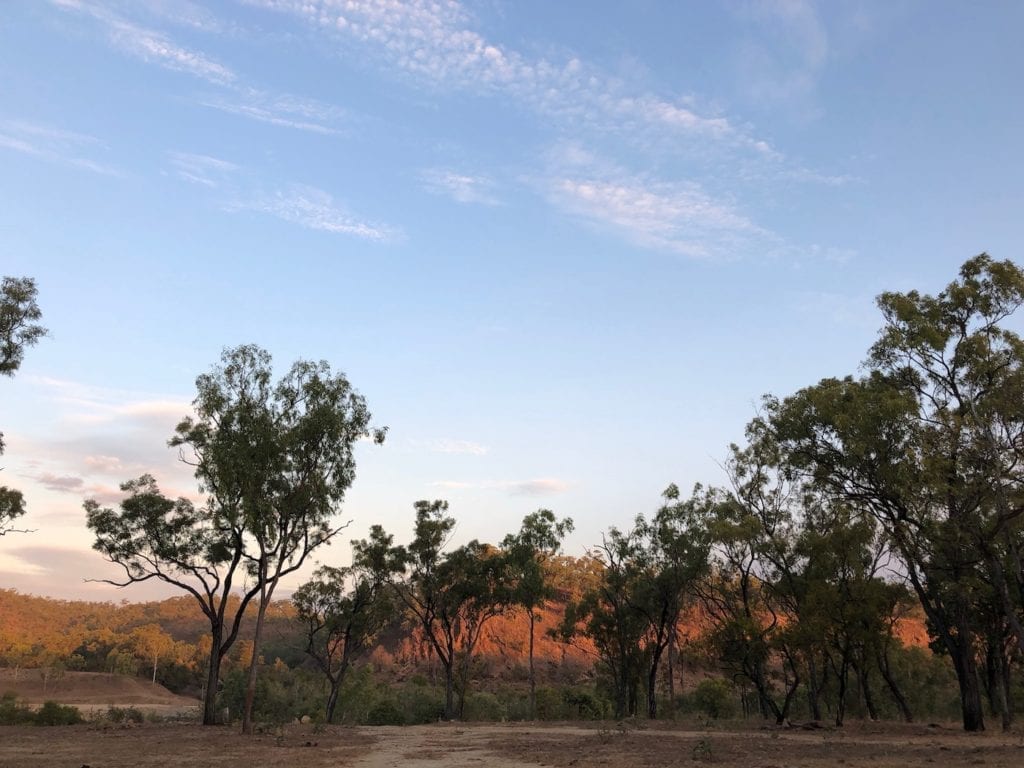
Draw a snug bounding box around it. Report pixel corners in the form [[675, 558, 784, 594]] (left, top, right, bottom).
[[0, 276, 46, 378], [105, 706, 145, 724], [1, 275, 45, 536], [33, 701, 84, 726], [219, 665, 325, 726], [0, 692, 35, 725], [463, 691, 506, 721], [391, 500, 512, 720], [85, 344, 384, 726], [364, 697, 406, 725], [692, 678, 737, 719], [293, 526, 403, 723]]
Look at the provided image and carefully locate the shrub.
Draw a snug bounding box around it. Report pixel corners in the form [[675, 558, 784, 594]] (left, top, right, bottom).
[[400, 686, 445, 724], [562, 687, 607, 720], [364, 698, 405, 725], [0, 692, 34, 725], [34, 701, 84, 726], [463, 692, 506, 722], [692, 678, 737, 719], [106, 706, 145, 724]]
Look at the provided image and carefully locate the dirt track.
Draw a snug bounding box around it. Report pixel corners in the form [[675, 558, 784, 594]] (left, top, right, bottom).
[[3, 721, 1024, 768]]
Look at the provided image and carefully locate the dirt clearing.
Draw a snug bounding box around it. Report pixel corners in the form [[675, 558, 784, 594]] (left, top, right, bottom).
[[2, 721, 1024, 768]]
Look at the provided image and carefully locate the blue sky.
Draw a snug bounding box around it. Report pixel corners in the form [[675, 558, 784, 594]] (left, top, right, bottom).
[[2, 0, 1023, 599]]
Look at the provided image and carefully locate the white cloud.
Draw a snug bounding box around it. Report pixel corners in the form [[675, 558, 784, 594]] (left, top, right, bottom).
[[245, 0, 738, 141], [233, 184, 394, 241], [421, 168, 499, 205], [52, 0, 236, 84], [542, 148, 764, 259], [0, 120, 121, 176]]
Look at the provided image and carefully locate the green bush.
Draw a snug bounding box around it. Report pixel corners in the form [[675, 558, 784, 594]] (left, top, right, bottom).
[[0, 692, 35, 725], [364, 698, 405, 725], [692, 678, 737, 719], [562, 687, 607, 720], [400, 685, 445, 724], [34, 701, 84, 726], [106, 706, 145, 724], [463, 691, 506, 721]]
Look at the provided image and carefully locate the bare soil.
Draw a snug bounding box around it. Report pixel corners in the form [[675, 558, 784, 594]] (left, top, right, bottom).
[[2, 720, 1024, 768]]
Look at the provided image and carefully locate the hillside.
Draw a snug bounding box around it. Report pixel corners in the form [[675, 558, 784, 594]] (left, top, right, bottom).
[[0, 669, 199, 712]]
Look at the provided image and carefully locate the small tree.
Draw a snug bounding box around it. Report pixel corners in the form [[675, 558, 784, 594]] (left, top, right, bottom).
[[293, 526, 402, 723], [86, 475, 260, 724], [501, 509, 573, 719], [130, 623, 175, 684]]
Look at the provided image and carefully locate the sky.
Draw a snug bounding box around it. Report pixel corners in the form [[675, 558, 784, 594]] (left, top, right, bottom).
[[2, 0, 1023, 601]]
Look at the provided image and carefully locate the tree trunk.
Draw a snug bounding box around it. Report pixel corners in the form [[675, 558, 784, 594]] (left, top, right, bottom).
[[444, 661, 455, 720], [202, 625, 224, 726], [835, 654, 849, 728], [807, 654, 823, 721], [950, 641, 985, 732], [666, 628, 677, 718], [876, 647, 913, 722], [152, 653, 158, 685], [242, 570, 280, 735], [646, 642, 665, 719], [857, 661, 878, 721], [528, 612, 537, 720], [325, 680, 341, 724]]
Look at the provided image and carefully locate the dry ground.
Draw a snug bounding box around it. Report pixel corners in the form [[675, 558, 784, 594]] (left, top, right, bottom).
[[2, 720, 1024, 768]]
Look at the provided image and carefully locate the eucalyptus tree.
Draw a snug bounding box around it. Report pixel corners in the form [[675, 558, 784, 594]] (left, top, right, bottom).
[[86, 345, 383, 727], [558, 525, 647, 719], [501, 509, 573, 718], [0, 276, 45, 536], [559, 490, 708, 720], [633, 486, 710, 718], [293, 526, 403, 723], [770, 255, 1024, 731], [391, 500, 510, 720]]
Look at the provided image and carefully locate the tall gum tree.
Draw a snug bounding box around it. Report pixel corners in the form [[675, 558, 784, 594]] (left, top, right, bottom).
[[769, 255, 1024, 732], [87, 345, 383, 728]]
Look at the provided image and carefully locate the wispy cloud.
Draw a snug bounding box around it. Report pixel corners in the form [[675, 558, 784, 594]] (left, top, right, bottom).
[[417, 438, 490, 456], [501, 478, 570, 496], [52, 1, 345, 136], [427, 478, 570, 496], [421, 168, 499, 205], [34, 472, 86, 493], [733, 0, 829, 110], [232, 184, 395, 241], [245, 0, 739, 143], [542, 147, 766, 259], [201, 88, 345, 134], [167, 151, 238, 187], [0, 119, 120, 176], [53, 0, 236, 84]]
